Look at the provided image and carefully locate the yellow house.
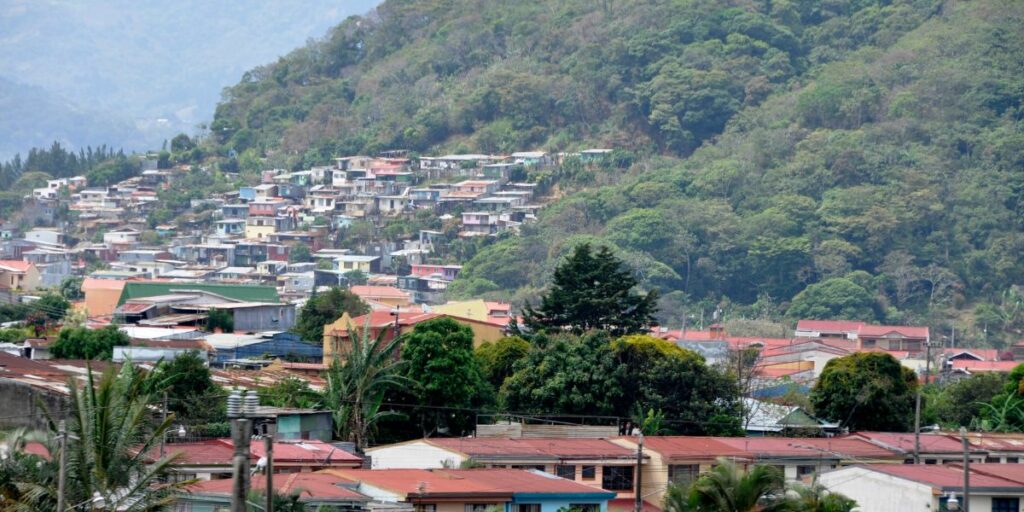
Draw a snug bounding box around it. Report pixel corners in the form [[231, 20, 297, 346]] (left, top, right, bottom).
[[348, 285, 411, 308], [244, 222, 277, 240], [0, 260, 41, 291], [322, 309, 506, 364]]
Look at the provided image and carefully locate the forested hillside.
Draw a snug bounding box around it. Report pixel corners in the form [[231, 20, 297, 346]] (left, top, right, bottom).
[[214, 0, 1024, 346], [213, 0, 939, 164]]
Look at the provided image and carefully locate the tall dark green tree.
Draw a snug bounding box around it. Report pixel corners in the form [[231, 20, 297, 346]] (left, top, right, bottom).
[[810, 352, 918, 431], [523, 243, 658, 336], [475, 336, 530, 389], [293, 288, 369, 342], [401, 317, 489, 436]]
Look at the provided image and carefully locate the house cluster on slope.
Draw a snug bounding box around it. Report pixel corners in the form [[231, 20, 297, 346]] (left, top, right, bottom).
[[652, 319, 1020, 398]]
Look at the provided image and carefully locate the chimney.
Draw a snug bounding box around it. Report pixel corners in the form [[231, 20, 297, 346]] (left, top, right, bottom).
[[710, 323, 725, 340]]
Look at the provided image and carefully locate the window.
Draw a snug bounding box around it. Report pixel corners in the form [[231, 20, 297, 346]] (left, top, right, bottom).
[[415, 505, 437, 512], [556, 465, 576, 479], [512, 465, 546, 472], [465, 504, 496, 512], [518, 505, 541, 512], [668, 464, 700, 485], [797, 465, 817, 478], [602, 465, 635, 491], [993, 498, 1020, 512], [569, 505, 599, 512], [1009, 457, 1020, 464], [581, 465, 596, 480], [986, 457, 1001, 463]]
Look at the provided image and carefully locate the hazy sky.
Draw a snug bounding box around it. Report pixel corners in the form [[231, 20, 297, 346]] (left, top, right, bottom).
[[0, 0, 380, 156]]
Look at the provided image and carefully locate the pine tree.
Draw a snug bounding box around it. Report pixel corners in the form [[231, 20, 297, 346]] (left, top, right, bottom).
[[523, 243, 658, 336]]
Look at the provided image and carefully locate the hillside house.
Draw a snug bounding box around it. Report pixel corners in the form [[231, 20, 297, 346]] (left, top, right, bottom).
[[0, 260, 40, 291]]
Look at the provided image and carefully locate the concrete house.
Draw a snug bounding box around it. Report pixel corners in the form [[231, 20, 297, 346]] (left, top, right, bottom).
[[0, 260, 40, 291]]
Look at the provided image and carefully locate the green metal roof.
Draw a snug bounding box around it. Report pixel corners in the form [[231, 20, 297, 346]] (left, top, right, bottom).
[[117, 282, 280, 306]]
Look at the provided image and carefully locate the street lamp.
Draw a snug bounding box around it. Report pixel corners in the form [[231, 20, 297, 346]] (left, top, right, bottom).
[[946, 491, 960, 510]]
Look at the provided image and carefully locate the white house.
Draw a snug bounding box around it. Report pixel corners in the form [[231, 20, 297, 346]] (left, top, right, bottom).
[[819, 463, 1024, 512]]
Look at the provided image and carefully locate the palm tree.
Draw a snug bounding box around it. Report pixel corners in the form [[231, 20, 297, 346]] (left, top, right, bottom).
[[787, 482, 858, 512], [6, 363, 191, 511], [324, 318, 412, 450], [664, 457, 792, 512]]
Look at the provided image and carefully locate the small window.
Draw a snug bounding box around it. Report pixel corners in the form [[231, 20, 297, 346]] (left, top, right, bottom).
[[986, 457, 1001, 463], [797, 465, 816, 478], [668, 464, 700, 485], [465, 504, 495, 512], [556, 465, 576, 480], [602, 465, 634, 491], [569, 505, 599, 512], [993, 498, 1020, 512], [1009, 457, 1020, 464], [924, 459, 937, 465], [581, 465, 596, 480], [512, 464, 545, 472], [416, 506, 437, 512]]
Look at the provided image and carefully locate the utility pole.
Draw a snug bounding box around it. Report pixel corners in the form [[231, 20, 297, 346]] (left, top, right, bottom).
[[634, 433, 644, 512], [229, 389, 258, 512], [264, 435, 274, 512], [57, 420, 68, 512], [159, 391, 168, 459], [961, 426, 970, 512], [914, 341, 933, 463]]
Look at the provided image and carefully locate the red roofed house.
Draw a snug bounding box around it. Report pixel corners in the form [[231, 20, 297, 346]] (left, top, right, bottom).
[[613, 435, 903, 506], [322, 309, 506, 362], [365, 437, 646, 502], [182, 473, 369, 510], [325, 468, 616, 512], [795, 320, 930, 355], [0, 260, 40, 291], [820, 463, 1024, 512], [148, 438, 362, 481]]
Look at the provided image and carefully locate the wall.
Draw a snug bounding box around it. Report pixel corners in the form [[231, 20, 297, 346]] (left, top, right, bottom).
[[818, 467, 933, 512], [234, 305, 296, 332], [367, 441, 464, 469], [510, 495, 609, 512], [0, 380, 66, 430]]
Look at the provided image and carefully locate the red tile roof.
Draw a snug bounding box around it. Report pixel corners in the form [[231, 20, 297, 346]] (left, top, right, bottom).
[[423, 438, 636, 460], [349, 285, 410, 300], [0, 260, 33, 272], [861, 463, 1023, 490], [328, 468, 615, 497], [252, 441, 361, 464], [942, 348, 1001, 361], [188, 473, 367, 500], [636, 437, 749, 461], [795, 320, 865, 333], [716, 437, 898, 459], [152, 439, 361, 466], [952, 360, 1020, 373], [849, 432, 966, 454]]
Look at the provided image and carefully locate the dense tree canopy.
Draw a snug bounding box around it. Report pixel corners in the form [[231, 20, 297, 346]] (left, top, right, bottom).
[[400, 317, 488, 436], [810, 352, 918, 431], [293, 287, 370, 342], [49, 326, 130, 360]]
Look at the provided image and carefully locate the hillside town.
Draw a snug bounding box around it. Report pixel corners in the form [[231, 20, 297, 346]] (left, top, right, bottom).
[[0, 152, 1019, 511]]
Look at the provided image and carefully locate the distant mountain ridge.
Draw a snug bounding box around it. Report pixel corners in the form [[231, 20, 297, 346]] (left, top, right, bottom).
[[0, 0, 380, 157]]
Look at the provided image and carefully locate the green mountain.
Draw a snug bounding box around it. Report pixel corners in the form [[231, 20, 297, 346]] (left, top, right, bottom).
[[214, 0, 1024, 343]]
